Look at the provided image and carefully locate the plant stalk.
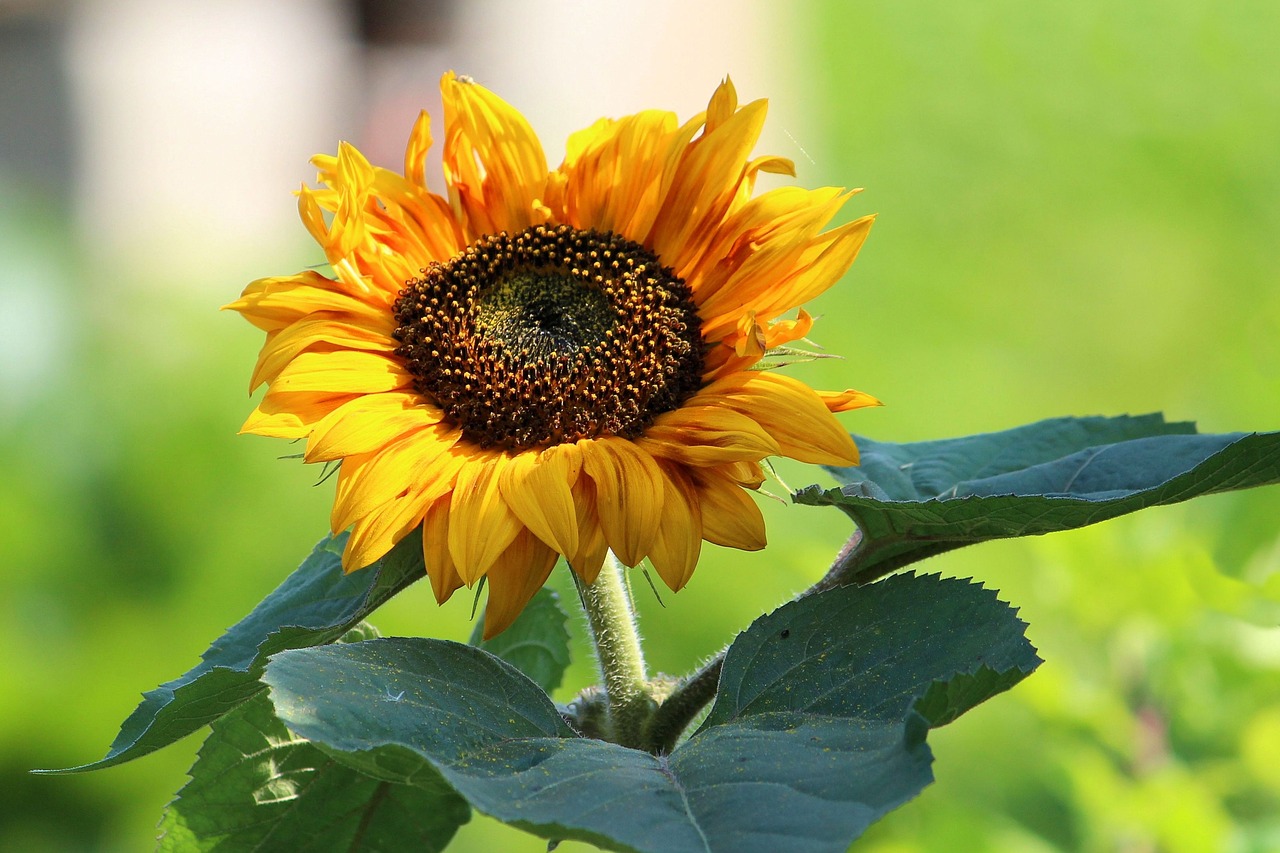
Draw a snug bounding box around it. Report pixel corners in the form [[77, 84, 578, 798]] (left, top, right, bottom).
[[580, 552, 655, 749]]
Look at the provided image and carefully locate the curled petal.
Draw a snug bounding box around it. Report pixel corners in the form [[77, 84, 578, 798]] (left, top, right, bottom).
[[448, 452, 522, 583], [330, 425, 463, 533], [441, 71, 549, 238], [693, 371, 860, 466], [579, 437, 665, 567], [567, 475, 608, 585], [481, 529, 559, 639], [733, 311, 767, 358], [498, 445, 580, 557], [818, 388, 883, 413], [404, 110, 433, 191], [695, 469, 766, 551], [647, 465, 703, 592], [422, 495, 464, 605], [637, 406, 780, 467]]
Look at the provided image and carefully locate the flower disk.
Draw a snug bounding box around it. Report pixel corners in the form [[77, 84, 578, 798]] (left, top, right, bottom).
[[393, 224, 704, 450], [228, 71, 881, 637]]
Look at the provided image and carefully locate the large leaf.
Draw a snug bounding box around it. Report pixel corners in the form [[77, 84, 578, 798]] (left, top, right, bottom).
[[42, 531, 425, 773], [699, 572, 1039, 731], [469, 587, 572, 693], [264, 573, 1036, 852], [158, 689, 469, 852], [796, 415, 1280, 580]]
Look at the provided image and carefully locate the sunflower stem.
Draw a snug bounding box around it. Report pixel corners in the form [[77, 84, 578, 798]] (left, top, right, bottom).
[[581, 552, 655, 750]]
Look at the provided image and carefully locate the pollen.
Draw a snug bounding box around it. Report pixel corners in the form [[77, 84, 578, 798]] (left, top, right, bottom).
[[393, 224, 705, 450]]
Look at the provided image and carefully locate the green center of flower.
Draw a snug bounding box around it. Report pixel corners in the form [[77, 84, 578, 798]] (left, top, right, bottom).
[[393, 224, 705, 450]]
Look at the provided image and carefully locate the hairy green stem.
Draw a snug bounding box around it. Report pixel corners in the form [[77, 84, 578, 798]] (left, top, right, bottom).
[[581, 552, 655, 749]]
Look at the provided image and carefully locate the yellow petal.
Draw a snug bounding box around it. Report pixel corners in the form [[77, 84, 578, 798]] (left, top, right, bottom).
[[448, 452, 522, 583], [330, 425, 463, 533], [578, 437, 664, 567], [403, 109, 433, 191], [744, 214, 875, 326], [745, 153, 796, 179], [342, 487, 433, 572], [480, 528, 559, 639], [648, 98, 768, 277], [555, 110, 679, 238], [720, 460, 766, 490], [694, 371, 859, 466], [305, 391, 445, 463], [733, 310, 767, 358], [647, 465, 703, 592], [441, 71, 548, 238], [704, 77, 739, 129], [250, 314, 397, 393], [636, 406, 780, 467], [226, 272, 387, 332], [567, 475, 608, 585], [269, 350, 411, 396], [498, 446, 580, 557], [422, 495, 464, 605], [696, 470, 766, 551], [313, 137, 463, 274], [764, 308, 814, 349], [296, 185, 331, 254], [818, 388, 883, 413], [691, 186, 849, 329], [240, 389, 356, 439]]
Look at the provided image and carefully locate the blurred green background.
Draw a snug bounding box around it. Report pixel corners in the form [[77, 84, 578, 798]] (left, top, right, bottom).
[[2, 1, 1278, 851]]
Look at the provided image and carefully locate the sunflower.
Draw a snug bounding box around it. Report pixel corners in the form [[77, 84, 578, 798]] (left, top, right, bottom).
[[228, 72, 878, 638]]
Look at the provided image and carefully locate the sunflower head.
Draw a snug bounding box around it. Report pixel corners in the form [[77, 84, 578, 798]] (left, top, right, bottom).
[[227, 72, 879, 638], [392, 223, 704, 450]]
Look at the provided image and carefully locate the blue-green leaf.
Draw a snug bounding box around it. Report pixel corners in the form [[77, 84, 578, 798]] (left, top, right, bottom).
[[469, 587, 572, 693], [264, 573, 1036, 852], [157, 691, 468, 852], [700, 572, 1040, 731], [41, 531, 424, 773], [796, 415, 1280, 579]]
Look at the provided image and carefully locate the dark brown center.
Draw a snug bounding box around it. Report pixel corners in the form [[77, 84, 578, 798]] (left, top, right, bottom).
[[392, 224, 704, 450]]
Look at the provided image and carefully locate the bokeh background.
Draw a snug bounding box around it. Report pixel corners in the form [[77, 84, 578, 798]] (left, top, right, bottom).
[[3, 0, 1278, 850]]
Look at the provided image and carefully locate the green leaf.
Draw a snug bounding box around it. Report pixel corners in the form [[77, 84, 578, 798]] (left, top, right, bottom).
[[700, 572, 1040, 731], [795, 415, 1280, 580], [265, 574, 1036, 853], [41, 531, 425, 774], [157, 691, 469, 852], [468, 587, 572, 693]]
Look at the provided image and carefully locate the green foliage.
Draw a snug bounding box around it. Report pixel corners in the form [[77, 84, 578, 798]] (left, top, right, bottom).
[[157, 691, 469, 852], [259, 573, 1036, 853], [52, 413, 1278, 850], [469, 588, 572, 693], [40, 532, 425, 774], [797, 416, 1280, 581], [12, 8, 1279, 850], [700, 573, 1039, 731]]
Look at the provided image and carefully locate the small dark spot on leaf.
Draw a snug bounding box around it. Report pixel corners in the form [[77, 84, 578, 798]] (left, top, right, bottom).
[[780, 629, 791, 639]]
